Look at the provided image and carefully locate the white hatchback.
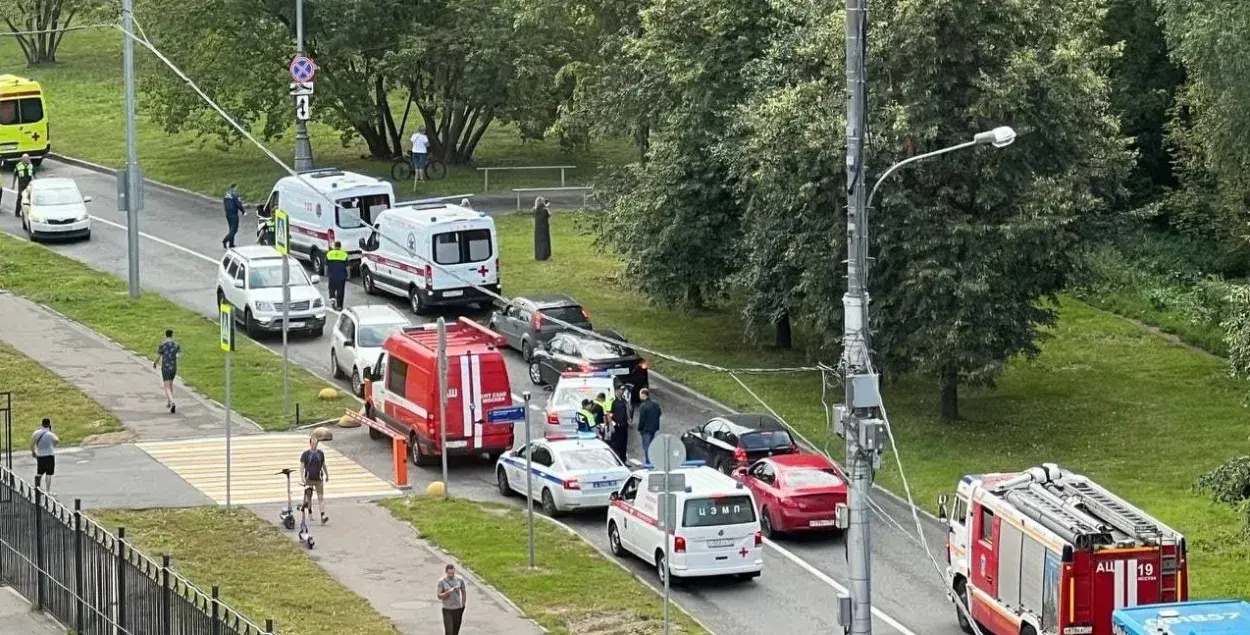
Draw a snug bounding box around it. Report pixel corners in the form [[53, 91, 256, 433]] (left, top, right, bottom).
[[330, 304, 411, 396], [21, 177, 92, 241]]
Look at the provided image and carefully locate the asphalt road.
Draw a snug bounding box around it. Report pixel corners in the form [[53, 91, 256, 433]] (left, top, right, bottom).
[[1, 159, 962, 635]]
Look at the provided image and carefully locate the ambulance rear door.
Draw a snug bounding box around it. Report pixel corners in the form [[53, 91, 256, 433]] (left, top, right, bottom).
[[429, 218, 497, 295]]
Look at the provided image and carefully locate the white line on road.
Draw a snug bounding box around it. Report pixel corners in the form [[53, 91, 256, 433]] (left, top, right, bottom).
[[764, 538, 919, 635], [87, 214, 220, 265]]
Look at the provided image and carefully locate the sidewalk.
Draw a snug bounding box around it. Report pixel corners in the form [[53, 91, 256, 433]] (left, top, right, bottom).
[[250, 500, 545, 635], [0, 588, 64, 635]]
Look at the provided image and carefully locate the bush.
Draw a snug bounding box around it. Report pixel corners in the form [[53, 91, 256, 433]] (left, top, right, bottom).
[[1194, 456, 1250, 539]]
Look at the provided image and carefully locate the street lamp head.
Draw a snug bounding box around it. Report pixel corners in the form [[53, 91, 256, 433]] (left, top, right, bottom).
[[973, 126, 1016, 148]]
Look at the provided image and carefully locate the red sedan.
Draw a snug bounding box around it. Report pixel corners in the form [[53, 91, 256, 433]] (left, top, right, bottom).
[[734, 453, 848, 538]]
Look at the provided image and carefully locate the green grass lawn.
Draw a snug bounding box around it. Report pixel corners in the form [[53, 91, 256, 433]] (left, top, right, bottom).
[[495, 212, 1250, 599], [383, 497, 707, 635], [92, 507, 398, 635], [2, 30, 631, 201], [0, 234, 345, 429], [0, 342, 122, 445]]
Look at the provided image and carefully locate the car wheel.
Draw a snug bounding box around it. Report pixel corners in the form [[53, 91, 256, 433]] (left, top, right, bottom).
[[351, 368, 364, 396], [497, 468, 513, 497], [82, 230, 91, 241], [362, 267, 378, 295], [528, 361, 543, 386], [310, 249, 326, 276], [655, 551, 669, 585], [521, 339, 533, 361], [216, 289, 226, 309], [245, 309, 261, 338], [608, 522, 625, 556], [411, 437, 435, 466], [331, 350, 345, 379], [760, 507, 777, 539], [409, 286, 425, 315], [368, 425, 384, 440], [955, 580, 974, 635], [541, 488, 560, 516]]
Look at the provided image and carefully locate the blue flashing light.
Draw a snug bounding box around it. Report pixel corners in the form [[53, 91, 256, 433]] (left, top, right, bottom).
[[685, 486, 693, 493], [576, 431, 597, 440], [640, 459, 706, 470]]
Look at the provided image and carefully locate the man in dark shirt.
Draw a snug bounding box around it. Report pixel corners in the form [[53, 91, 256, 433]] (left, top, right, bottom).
[[636, 388, 661, 464], [221, 184, 245, 248], [153, 329, 180, 413], [608, 385, 630, 461], [300, 436, 330, 524], [589, 392, 607, 436]]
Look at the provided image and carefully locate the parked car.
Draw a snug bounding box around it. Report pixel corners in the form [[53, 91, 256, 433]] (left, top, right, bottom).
[[527, 332, 648, 398], [489, 295, 592, 361], [215, 246, 327, 338], [733, 453, 848, 538], [680, 414, 799, 474], [21, 177, 92, 241], [329, 305, 412, 396]]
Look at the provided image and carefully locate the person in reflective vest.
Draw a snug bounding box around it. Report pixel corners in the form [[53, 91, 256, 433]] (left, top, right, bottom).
[[325, 241, 350, 310], [12, 154, 35, 217], [575, 399, 596, 433]]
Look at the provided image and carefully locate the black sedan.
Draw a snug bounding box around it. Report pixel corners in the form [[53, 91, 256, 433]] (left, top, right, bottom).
[[527, 331, 649, 395], [681, 414, 799, 474], [489, 295, 593, 361]]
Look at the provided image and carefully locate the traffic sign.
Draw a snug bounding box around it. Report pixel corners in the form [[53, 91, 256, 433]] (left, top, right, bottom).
[[219, 304, 235, 352], [274, 209, 290, 255], [651, 433, 686, 471], [289, 81, 314, 96], [488, 406, 526, 423], [295, 94, 311, 121], [289, 55, 316, 83]]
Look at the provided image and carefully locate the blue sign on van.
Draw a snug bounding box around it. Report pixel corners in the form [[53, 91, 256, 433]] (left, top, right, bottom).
[[488, 406, 526, 423]]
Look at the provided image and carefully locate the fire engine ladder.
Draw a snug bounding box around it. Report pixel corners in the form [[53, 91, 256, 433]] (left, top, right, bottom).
[[1064, 478, 1160, 541], [1005, 485, 1101, 546], [1158, 533, 1180, 599]]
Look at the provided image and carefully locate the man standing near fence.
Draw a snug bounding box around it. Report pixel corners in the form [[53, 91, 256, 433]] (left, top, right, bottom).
[[410, 127, 430, 185], [30, 418, 59, 493]]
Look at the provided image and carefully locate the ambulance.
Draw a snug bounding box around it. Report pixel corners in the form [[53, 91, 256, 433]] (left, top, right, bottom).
[[939, 464, 1187, 635], [358, 202, 500, 314], [0, 75, 50, 166], [261, 168, 395, 276], [359, 317, 519, 465]]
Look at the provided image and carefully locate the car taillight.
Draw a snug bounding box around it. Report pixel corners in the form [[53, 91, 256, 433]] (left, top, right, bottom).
[[734, 447, 747, 464], [564, 479, 580, 490], [639, 361, 649, 370], [754, 531, 762, 546], [546, 412, 560, 425], [327, 228, 335, 245], [581, 308, 590, 320], [424, 264, 433, 291], [533, 313, 543, 332], [580, 364, 594, 372], [780, 497, 801, 509], [494, 258, 499, 277], [674, 536, 687, 553]]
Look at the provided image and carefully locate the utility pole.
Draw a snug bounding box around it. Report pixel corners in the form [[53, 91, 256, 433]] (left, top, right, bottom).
[[838, 0, 886, 634], [292, 0, 314, 171], [121, 0, 141, 298], [437, 317, 449, 499]]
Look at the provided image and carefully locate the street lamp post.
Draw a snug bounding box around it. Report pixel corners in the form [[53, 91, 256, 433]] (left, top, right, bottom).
[[293, 0, 314, 171]]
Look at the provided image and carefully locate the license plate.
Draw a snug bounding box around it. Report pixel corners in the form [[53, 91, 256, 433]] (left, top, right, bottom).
[[288, 322, 305, 329], [608, 367, 629, 376], [443, 290, 464, 298], [707, 538, 735, 548], [809, 519, 836, 528], [591, 480, 618, 489], [445, 440, 469, 449]]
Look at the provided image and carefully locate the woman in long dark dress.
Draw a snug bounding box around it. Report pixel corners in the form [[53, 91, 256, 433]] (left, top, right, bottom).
[[533, 196, 551, 261]]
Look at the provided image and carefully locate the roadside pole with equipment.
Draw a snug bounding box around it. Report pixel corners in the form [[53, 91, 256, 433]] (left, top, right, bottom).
[[219, 303, 235, 512], [523, 391, 536, 569], [649, 432, 686, 635], [274, 209, 292, 420], [437, 317, 449, 499]]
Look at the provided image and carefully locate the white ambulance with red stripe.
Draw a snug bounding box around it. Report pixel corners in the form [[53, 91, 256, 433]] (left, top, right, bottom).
[[263, 168, 395, 277], [939, 464, 1187, 635], [358, 202, 500, 315], [360, 317, 517, 465], [607, 465, 763, 584]]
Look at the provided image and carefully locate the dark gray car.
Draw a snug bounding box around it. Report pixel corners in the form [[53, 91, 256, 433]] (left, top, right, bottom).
[[489, 295, 593, 361]]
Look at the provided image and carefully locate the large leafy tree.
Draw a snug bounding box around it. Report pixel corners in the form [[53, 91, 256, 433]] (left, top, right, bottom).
[[2, 0, 110, 65], [868, 0, 1133, 420]]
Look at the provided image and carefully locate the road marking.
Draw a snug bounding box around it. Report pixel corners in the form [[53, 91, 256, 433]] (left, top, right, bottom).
[[87, 214, 220, 264], [764, 538, 919, 635]]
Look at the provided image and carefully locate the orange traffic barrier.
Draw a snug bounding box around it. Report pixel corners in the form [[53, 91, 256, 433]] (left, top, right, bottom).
[[345, 409, 411, 490]]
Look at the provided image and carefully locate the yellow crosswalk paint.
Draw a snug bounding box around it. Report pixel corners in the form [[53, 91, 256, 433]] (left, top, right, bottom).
[[137, 435, 399, 505]]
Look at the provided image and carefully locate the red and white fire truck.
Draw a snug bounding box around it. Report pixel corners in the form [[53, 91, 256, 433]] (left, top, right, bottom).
[[360, 317, 519, 465], [940, 464, 1187, 635]]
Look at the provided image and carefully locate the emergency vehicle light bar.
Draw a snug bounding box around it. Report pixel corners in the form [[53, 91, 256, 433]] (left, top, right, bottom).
[[561, 371, 612, 378], [298, 167, 343, 177], [546, 431, 600, 441], [641, 460, 706, 470]]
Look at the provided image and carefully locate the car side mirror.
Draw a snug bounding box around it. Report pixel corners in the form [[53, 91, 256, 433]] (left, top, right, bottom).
[[83, 196, 93, 203], [310, 275, 322, 284], [937, 493, 950, 522], [344, 339, 355, 347], [609, 491, 620, 502], [733, 466, 748, 478], [358, 237, 369, 250], [232, 279, 244, 289]]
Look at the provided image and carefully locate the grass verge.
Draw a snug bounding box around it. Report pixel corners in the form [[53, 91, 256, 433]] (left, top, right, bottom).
[[0, 342, 122, 445], [92, 507, 397, 635], [495, 212, 1250, 599], [0, 233, 344, 429], [383, 497, 708, 635], [2, 30, 630, 201]]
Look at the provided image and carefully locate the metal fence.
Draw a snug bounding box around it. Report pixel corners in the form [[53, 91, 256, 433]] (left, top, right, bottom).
[[0, 465, 274, 635]]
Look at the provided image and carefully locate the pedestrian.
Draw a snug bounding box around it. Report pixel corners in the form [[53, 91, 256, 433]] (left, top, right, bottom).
[[436, 563, 467, 635], [575, 399, 596, 434], [30, 418, 58, 493], [300, 435, 330, 524], [410, 127, 430, 185], [12, 153, 35, 217], [607, 385, 630, 461], [325, 240, 349, 310], [221, 183, 245, 248], [591, 392, 607, 436], [637, 388, 661, 464], [153, 329, 180, 414], [533, 197, 551, 261]]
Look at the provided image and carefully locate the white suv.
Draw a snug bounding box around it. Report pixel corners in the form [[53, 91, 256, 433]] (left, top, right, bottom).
[[216, 246, 328, 338]]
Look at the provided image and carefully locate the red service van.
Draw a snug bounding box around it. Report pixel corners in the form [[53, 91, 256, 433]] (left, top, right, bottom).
[[361, 317, 518, 465]]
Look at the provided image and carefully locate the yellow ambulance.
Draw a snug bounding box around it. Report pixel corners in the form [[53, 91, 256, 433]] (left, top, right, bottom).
[[0, 75, 50, 167]]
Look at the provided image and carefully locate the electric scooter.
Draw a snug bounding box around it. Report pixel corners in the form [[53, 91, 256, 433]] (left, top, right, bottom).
[[276, 468, 315, 549]]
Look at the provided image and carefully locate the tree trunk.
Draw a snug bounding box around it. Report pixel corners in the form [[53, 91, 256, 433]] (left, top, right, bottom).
[[939, 367, 959, 422], [375, 76, 401, 157], [775, 311, 793, 349], [354, 121, 391, 159], [635, 121, 650, 164]]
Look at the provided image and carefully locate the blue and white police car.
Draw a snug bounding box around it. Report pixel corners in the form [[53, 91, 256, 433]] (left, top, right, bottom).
[[495, 432, 632, 516]]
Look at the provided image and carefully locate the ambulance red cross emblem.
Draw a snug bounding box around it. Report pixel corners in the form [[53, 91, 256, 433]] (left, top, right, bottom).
[[477, 265, 489, 277], [739, 547, 749, 558]]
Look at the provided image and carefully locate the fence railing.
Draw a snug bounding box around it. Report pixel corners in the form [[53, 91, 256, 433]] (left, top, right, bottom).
[[0, 465, 273, 635], [478, 165, 576, 192]]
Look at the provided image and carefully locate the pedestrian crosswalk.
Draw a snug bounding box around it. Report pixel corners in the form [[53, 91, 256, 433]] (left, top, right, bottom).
[[136, 435, 399, 506]]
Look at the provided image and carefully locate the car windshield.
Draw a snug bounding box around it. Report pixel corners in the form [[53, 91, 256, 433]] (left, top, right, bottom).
[[580, 340, 631, 360], [249, 263, 311, 288], [562, 448, 622, 470], [740, 430, 794, 451], [34, 188, 82, 206], [682, 495, 757, 527], [551, 385, 604, 410], [784, 468, 843, 488], [357, 323, 405, 347]]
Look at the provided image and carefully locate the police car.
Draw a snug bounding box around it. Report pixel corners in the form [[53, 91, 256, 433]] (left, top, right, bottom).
[[607, 464, 763, 584], [544, 372, 621, 436], [495, 433, 632, 516]]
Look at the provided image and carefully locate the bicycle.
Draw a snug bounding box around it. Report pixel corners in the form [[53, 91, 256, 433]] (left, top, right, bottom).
[[390, 152, 447, 182]]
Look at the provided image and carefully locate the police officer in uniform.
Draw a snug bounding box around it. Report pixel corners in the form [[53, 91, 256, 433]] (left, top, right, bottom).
[[222, 184, 245, 248], [325, 241, 350, 310], [575, 399, 596, 433], [590, 393, 607, 437], [11, 154, 35, 217]]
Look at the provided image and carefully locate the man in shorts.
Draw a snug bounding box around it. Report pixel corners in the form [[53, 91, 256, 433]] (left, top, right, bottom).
[[300, 435, 329, 524], [30, 418, 59, 492], [153, 329, 180, 413], [409, 127, 430, 184]]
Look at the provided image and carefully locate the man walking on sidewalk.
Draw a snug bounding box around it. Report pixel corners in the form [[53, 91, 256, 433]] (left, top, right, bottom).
[[30, 418, 58, 493], [222, 184, 245, 248], [154, 329, 180, 413], [300, 435, 329, 524], [637, 388, 661, 464], [436, 563, 467, 635]]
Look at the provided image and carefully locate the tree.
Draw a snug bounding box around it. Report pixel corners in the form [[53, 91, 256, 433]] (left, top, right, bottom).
[[2, 0, 108, 65], [868, 0, 1133, 420]]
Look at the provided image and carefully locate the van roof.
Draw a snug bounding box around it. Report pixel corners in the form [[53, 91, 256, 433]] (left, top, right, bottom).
[[347, 304, 411, 326], [386, 317, 506, 359], [383, 203, 489, 226], [32, 177, 79, 192], [281, 168, 386, 194], [0, 75, 42, 97], [640, 466, 749, 498]]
